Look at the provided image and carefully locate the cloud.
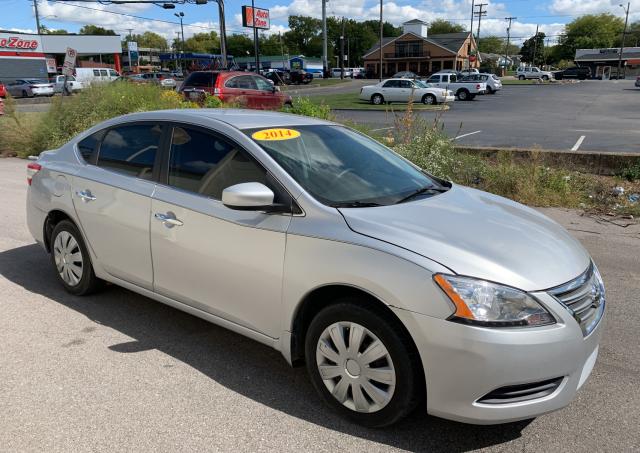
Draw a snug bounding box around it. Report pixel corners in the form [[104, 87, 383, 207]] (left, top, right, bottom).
[[549, 0, 640, 22]]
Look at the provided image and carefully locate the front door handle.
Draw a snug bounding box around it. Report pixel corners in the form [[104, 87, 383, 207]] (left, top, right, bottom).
[[154, 212, 183, 228], [76, 190, 96, 202]]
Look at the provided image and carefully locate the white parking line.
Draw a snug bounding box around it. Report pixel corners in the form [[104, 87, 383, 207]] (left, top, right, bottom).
[[571, 135, 586, 151], [370, 126, 394, 132], [454, 130, 482, 140]]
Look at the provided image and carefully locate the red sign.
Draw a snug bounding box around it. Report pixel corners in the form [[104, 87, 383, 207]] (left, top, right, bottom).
[[0, 36, 38, 50], [242, 5, 270, 30]]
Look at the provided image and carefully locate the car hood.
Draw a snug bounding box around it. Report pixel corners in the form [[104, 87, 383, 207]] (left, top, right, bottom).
[[339, 185, 590, 291]]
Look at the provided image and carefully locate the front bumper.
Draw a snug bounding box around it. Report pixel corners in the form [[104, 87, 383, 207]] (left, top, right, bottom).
[[393, 292, 604, 424]]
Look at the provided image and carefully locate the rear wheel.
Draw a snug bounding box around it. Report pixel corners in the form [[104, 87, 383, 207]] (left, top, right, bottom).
[[371, 94, 384, 105], [486, 86, 494, 94], [21, 90, 29, 98], [305, 300, 423, 427], [50, 220, 102, 296], [542, 75, 549, 81], [457, 89, 469, 101], [518, 75, 525, 80], [422, 94, 437, 105]]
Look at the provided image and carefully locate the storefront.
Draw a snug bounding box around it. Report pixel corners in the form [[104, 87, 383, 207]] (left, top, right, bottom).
[[0, 31, 122, 82], [574, 47, 640, 79]]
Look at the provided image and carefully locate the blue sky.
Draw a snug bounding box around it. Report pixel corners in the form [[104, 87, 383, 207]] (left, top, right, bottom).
[[1, 0, 638, 45]]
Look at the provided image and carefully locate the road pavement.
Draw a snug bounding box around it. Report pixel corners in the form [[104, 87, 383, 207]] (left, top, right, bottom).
[[1, 157, 639, 452], [336, 80, 640, 153]]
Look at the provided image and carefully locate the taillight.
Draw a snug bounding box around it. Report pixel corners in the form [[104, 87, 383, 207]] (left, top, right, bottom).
[[477, 84, 481, 90], [27, 162, 41, 186]]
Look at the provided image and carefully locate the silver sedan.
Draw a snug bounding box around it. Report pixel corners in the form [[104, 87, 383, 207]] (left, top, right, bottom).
[[6, 79, 55, 97], [26, 109, 604, 427]]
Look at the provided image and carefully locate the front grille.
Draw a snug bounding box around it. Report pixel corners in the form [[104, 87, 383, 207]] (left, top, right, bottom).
[[478, 377, 564, 405], [548, 264, 605, 336]]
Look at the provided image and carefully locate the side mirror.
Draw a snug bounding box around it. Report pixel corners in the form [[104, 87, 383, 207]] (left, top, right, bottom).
[[222, 182, 275, 211]]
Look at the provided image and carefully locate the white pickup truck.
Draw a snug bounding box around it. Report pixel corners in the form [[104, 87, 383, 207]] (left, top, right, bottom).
[[53, 75, 84, 94], [516, 66, 554, 81], [425, 72, 486, 100]]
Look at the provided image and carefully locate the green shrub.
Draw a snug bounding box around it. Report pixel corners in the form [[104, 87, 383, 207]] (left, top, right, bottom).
[[19, 82, 189, 156], [618, 163, 640, 181], [203, 94, 224, 109], [286, 97, 332, 120]]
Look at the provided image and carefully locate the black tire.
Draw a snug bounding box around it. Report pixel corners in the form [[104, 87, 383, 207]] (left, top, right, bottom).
[[518, 75, 525, 80], [305, 300, 424, 428], [542, 75, 549, 81], [371, 93, 384, 105], [422, 93, 437, 105], [486, 86, 494, 94], [22, 90, 29, 98], [457, 89, 469, 101], [50, 220, 102, 296]]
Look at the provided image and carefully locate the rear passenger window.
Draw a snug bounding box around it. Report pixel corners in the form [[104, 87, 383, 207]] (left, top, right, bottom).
[[93, 70, 100, 76], [100, 70, 108, 76], [97, 124, 162, 179], [167, 126, 268, 200], [77, 132, 103, 162], [185, 72, 217, 87]]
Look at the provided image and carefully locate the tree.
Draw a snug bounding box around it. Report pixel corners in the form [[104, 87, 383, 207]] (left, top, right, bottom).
[[627, 21, 640, 47], [283, 15, 323, 56], [79, 24, 116, 36], [227, 34, 253, 57], [428, 19, 465, 35], [477, 35, 519, 56], [128, 31, 168, 50], [39, 25, 69, 34], [520, 32, 545, 65], [182, 31, 219, 53], [557, 13, 625, 60]]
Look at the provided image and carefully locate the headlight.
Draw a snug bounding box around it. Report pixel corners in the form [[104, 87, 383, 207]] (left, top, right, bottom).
[[434, 274, 555, 327]]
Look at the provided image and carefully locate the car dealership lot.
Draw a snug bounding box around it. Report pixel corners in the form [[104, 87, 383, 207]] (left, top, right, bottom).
[[1, 157, 639, 451], [337, 80, 640, 153]]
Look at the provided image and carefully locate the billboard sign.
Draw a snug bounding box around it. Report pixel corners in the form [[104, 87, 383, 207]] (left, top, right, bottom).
[[242, 6, 270, 30], [128, 41, 139, 68]]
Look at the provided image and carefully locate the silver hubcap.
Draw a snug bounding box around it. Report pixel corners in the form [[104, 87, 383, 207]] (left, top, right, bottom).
[[316, 321, 396, 413], [53, 231, 83, 286]]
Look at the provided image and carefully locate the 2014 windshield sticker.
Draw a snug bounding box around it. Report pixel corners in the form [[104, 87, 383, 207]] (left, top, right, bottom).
[[252, 128, 301, 141]]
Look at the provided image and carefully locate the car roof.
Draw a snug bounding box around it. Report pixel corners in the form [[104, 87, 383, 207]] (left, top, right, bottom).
[[105, 109, 334, 131]]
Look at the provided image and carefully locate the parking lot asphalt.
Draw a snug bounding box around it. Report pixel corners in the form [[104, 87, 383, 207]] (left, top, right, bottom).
[[1, 157, 639, 452], [336, 80, 640, 153]]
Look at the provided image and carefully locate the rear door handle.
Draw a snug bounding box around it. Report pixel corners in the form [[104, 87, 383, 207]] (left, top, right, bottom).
[[76, 190, 96, 202], [154, 212, 183, 228]]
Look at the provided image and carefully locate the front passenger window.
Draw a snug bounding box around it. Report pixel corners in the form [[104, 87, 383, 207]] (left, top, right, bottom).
[[96, 124, 162, 179], [167, 126, 269, 200]]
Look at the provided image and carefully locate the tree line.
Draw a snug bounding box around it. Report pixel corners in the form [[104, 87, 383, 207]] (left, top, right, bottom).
[[41, 13, 640, 68]]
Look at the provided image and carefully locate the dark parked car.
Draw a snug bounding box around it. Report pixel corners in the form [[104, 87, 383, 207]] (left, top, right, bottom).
[[289, 69, 313, 85], [179, 70, 292, 110], [264, 70, 291, 86], [554, 67, 591, 80]]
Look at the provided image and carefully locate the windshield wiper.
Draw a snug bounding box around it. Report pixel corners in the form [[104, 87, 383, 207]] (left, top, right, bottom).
[[395, 186, 446, 204], [332, 201, 383, 208]]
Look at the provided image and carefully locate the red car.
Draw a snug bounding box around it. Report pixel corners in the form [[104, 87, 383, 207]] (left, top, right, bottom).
[[179, 71, 292, 110], [0, 83, 6, 98]]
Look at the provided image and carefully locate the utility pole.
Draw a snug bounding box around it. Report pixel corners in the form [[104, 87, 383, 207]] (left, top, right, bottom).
[[618, 2, 630, 79], [340, 17, 345, 79], [468, 0, 475, 69], [322, 0, 328, 78], [532, 24, 539, 66], [174, 13, 185, 72], [175, 32, 182, 71], [505, 17, 516, 71], [379, 0, 383, 81], [33, 0, 41, 34], [474, 3, 487, 47]]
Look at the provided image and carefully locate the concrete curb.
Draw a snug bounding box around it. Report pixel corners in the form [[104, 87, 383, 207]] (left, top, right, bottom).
[[455, 145, 640, 175], [331, 105, 450, 112]]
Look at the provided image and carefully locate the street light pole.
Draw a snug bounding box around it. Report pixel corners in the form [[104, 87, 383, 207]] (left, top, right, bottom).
[[175, 12, 185, 71], [322, 0, 327, 77], [251, 0, 259, 72], [617, 2, 630, 79]]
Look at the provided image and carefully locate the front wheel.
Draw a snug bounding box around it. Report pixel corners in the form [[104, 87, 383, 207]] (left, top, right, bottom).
[[50, 220, 102, 296], [457, 89, 469, 101], [422, 94, 437, 105], [518, 75, 525, 80], [542, 75, 549, 81], [371, 93, 384, 105], [486, 86, 494, 94], [305, 301, 423, 427]]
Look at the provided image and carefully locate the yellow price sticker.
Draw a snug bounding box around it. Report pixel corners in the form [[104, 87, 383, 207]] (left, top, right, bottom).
[[252, 128, 301, 141]]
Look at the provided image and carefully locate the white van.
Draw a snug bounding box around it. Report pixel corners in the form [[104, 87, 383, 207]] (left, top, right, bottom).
[[74, 67, 120, 85]]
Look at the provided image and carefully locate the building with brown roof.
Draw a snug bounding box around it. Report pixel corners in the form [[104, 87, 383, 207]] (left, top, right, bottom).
[[362, 19, 479, 78]]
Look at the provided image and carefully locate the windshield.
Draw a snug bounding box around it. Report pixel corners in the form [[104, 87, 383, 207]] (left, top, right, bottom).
[[245, 125, 445, 207]]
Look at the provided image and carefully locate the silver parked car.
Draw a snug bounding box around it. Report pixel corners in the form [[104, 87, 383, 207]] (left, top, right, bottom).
[[6, 79, 55, 97], [26, 110, 605, 427]]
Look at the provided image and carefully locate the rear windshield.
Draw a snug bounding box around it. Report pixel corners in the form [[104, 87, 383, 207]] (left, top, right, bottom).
[[184, 72, 218, 88]]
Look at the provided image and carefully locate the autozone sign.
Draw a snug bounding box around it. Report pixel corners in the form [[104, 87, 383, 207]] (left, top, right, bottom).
[[242, 6, 270, 30], [0, 36, 39, 50]]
